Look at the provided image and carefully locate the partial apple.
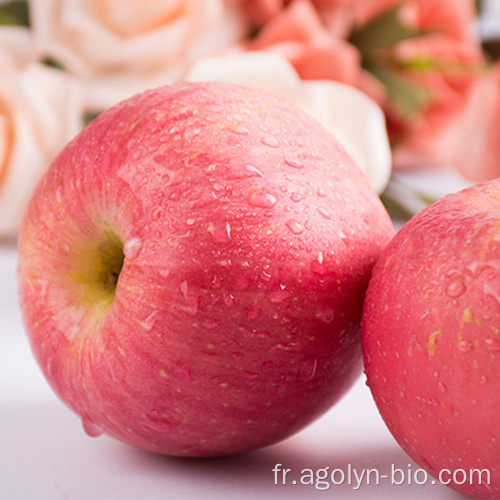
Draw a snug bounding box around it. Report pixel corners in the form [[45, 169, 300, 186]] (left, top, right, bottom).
[[362, 180, 500, 498], [18, 81, 394, 457]]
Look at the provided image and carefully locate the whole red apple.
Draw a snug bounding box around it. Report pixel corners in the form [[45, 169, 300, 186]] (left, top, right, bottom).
[[362, 180, 500, 498], [18, 81, 393, 457]]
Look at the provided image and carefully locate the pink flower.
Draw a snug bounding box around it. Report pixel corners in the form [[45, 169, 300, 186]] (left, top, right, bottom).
[[247, 0, 361, 86], [29, 0, 250, 111], [435, 63, 500, 182], [243, 0, 488, 177], [0, 27, 83, 238], [388, 35, 486, 170]]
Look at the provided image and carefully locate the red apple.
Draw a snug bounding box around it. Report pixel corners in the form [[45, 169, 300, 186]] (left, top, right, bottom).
[[18, 81, 393, 457], [362, 180, 500, 498]]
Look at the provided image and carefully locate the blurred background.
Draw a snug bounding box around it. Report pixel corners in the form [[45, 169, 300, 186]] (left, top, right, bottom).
[[0, 0, 499, 240], [1, 1, 499, 499]]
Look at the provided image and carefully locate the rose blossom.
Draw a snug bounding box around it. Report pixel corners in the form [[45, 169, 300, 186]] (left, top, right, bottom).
[[0, 27, 83, 239], [251, 0, 488, 178], [435, 62, 500, 182], [247, 0, 361, 86], [185, 50, 391, 193], [29, 0, 250, 111]]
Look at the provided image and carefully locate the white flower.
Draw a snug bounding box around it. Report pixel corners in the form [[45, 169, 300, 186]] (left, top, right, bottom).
[[0, 27, 83, 238], [29, 0, 249, 111], [185, 51, 391, 193]]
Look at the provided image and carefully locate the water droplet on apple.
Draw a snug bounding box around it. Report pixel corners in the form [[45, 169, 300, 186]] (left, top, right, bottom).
[[426, 398, 438, 407], [310, 253, 327, 277], [458, 339, 473, 353], [123, 237, 143, 260], [228, 163, 264, 180], [247, 189, 278, 208], [180, 280, 189, 301], [446, 275, 466, 298], [298, 358, 318, 381], [479, 375, 488, 385], [284, 155, 304, 169], [286, 219, 304, 235], [315, 307, 335, 323], [317, 188, 327, 197], [202, 318, 220, 330], [223, 294, 235, 307], [260, 270, 272, 282], [437, 381, 448, 393], [169, 189, 181, 201], [267, 288, 290, 303], [142, 311, 158, 332], [232, 125, 249, 135], [247, 304, 261, 320], [485, 338, 500, 351], [317, 207, 331, 220], [81, 416, 104, 438], [291, 192, 303, 203], [261, 136, 280, 148]]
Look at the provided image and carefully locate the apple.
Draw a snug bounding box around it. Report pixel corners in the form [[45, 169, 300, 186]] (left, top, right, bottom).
[[362, 180, 500, 498], [18, 81, 394, 457]]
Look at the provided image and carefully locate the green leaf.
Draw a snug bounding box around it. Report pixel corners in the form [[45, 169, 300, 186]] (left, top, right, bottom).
[[83, 112, 101, 126], [483, 39, 500, 61], [0, 0, 29, 26], [369, 64, 433, 118], [42, 57, 66, 71], [349, 3, 421, 59]]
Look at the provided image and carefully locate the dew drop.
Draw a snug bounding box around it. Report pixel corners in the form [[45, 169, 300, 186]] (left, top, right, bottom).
[[82, 416, 104, 438], [260, 270, 272, 282], [284, 155, 304, 169], [143, 311, 158, 332], [245, 164, 265, 178], [446, 275, 466, 298], [123, 237, 143, 260], [315, 307, 334, 323], [437, 381, 448, 393], [224, 294, 235, 307], [202, 318, 220, 330], [298, 358, 318, 381], [317, 207, 331, 220], [479, 375, 489, 385], [291, 192, 303, 203], [261, 136, 280, 148], [233, 125, 249, 135], [247, 189, 278, 208], [286, 219, 304, 235], [485, 338, 500, 352], [267, 288, 290, 303], [169, 189, 181, 201], [317, 188, 327, 197], [427, 398, 438, 407], [228, 163, 264, 180], [180, 280, 189, 301], [247, 304, 261, 320], [458, 339, 473, 353]]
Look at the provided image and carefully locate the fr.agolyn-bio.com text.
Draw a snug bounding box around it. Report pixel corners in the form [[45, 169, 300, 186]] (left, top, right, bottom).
[[272, 463, 491, 490]]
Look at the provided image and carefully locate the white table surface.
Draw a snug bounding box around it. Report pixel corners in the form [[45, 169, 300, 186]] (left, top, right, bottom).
[[0, 170, 472, 500]]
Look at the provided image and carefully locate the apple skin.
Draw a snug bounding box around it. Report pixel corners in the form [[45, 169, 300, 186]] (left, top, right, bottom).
[[18, 81, 394, 457], [362, 180, 500, 498]]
